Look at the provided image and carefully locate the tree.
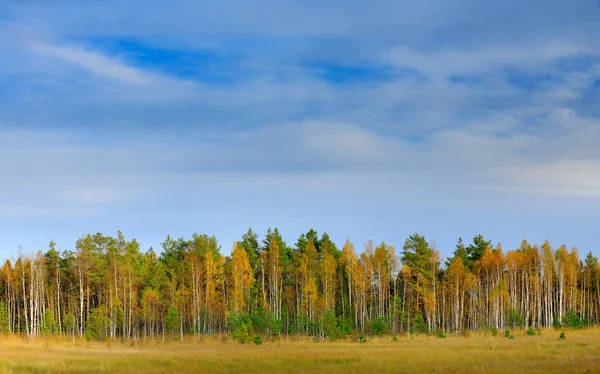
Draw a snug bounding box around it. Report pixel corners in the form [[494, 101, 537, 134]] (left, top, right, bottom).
[[466, 234, 492, 269], [402, 233, 435, 330], [445, 238, 468, 268], [230, 243, 254, 313]]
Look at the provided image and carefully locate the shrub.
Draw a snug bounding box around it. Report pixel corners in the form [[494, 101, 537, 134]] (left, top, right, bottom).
[[322, 311, 340, 341], [87, 307, 109, 341], [338, 317, 354, 337], [41, 309, 57, 335], [436, 330, 446, 339], [371, 317, 387, 336], [0, 302, 10, 334], [391, 336, 399, 342], [358, 333, 368, 343], [504, 329, 511, 338], [267, 314, 281, 341], [506, 308, 524, 329], [490, 327, 498, 336], [559, 330, 566, 340], [165, 306, 180, 339], [526, 326, 536, 336], [562, 309, 585, 330], [413, 313, 427, 335], [233, 322, 253, 344], [552, 316, 562, 330], [253, 335, 262, 345]]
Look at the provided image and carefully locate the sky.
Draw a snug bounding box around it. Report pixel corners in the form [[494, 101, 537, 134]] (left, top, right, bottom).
[[1, 0, 600, 260]]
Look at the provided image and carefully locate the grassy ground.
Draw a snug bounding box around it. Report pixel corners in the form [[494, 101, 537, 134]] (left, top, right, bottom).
[[0, 329, 599, 373]]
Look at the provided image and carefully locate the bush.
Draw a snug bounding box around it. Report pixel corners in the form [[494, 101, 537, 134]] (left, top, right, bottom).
[[562, 309, 585, 330], [490, 327, 498, 336], [526, 326, 536, 336], [358, 333, 368, 343], [411, 313, 427, 335], [552, 316, 562, 330], [267, 314, 281, 341], [504, 329, 511, 338], [322, 311, 340, 341], [0, 302, 9, 334], [391, 336, 399, 342], [506, 308, 524, 329], [338, 316, 354, 337], [229, 312, 254, 344], [559, 330, 566, 340], [233, 322, 253, 344], [436, 330, 446, 339], [41, 309, 57, 335], [253, 335, 263, 345], [165, 306, 180, 339], [371, 317, 387, 336], [87, 307, 109, 341]]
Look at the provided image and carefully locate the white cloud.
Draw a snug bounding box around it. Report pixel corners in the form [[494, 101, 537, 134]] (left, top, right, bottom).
[[489, 161, 600, 197], [31, 42, 150, 84], [386, 41, 597, 78]]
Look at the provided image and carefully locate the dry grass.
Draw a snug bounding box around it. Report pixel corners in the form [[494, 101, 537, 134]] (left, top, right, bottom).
[[0, 329, 599, 373]]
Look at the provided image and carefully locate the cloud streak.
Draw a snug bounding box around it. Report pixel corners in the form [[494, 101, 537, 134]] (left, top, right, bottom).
[[32, 43, 150, 84]]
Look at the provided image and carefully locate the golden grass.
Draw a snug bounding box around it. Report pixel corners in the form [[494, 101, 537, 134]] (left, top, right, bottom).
[[0, 329, 599, 373]]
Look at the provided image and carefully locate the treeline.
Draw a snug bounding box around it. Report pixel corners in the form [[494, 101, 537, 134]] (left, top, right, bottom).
[[0, 229, 598, 341]]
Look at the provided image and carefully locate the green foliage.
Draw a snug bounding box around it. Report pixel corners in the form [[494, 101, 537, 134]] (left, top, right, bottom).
[[41, 309, 57, 335], [436, 329, 446, 339], [267, 314, 281, 341], [370, 317, 387, 336], [229, 312, 254, 344], [234, 323, 253, 344], [253, 335, 262, 345], [552, 316, 562, 330], [322, 311, 340, 340], [402, 233, 432, 279], [87, 307, 109, 341], [239, 228, 260, 270], [63, 312, 77, 336], [263, 227, 291, 269], [337, 316, 354, 337], [165, 306, 180, 338], [445, 237, 469, 269], [559, 330, 566, 340], [526, 326, 536, 336], [506, 307, 524, 329], [391, 336, 398, 342], [504, 329, 511, 338], [0, 301, 9, 334], [562, 309, 585, 330], [466, 234, 492, 268], [358, 333, 368, 343], [490, 327, 498, 336], [411, 313, 427, 335]]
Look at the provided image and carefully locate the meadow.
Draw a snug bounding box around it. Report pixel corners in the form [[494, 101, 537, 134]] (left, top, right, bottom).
[[0, 329, 598, 373]]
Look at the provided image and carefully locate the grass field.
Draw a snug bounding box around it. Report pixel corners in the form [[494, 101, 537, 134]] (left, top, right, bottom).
[[0, 329, 599, 373]]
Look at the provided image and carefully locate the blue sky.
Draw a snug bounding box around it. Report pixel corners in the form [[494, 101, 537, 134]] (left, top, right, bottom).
[[1, 0, 600, 259]]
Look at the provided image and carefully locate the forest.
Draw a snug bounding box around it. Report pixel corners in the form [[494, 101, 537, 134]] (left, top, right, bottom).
[[0, 228, 598, 342]]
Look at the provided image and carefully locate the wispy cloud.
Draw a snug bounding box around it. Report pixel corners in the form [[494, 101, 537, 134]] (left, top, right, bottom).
[[31, 42, 150, 84]]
